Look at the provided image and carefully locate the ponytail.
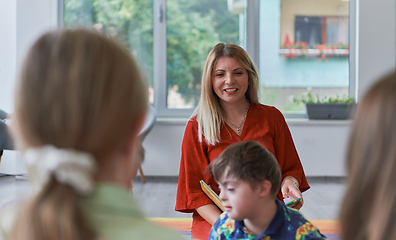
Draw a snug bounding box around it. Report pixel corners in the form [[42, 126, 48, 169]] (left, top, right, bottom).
[[9, 178, 96, 240]]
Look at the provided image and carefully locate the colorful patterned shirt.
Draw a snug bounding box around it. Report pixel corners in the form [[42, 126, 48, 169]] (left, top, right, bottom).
[[208, 200, 327, 240]]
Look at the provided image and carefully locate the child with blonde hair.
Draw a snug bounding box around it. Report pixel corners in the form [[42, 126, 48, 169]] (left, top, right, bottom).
[[340, 72, 396, 240], [208, 141, 325, 239], [0, 28, 184, 240]]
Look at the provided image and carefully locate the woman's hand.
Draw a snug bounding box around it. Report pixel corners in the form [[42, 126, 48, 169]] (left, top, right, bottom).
[[281, 177, 303, 210]]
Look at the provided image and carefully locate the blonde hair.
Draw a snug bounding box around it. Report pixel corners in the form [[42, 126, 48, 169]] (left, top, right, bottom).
[[11, 29, 147, 240], [194, 43, 259, 145], [340, 72, 396, 240]]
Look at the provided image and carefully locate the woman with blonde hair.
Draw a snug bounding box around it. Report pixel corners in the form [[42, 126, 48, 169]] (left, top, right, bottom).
[[340, 72, 396, 240], [175, 43, 309, 239], [0, 29, 184, 240]]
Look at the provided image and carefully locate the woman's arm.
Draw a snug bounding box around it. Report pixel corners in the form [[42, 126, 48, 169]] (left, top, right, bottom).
[[272, 109, 310, 194], [196, 204, 222, 225], [175, 119, 216, 213]]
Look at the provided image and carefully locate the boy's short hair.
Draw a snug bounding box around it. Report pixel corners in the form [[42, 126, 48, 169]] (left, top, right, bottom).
[[209, 140, 281, 198]]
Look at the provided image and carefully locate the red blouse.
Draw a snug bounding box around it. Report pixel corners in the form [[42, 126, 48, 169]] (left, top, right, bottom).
[[175, 104, 309, 239]]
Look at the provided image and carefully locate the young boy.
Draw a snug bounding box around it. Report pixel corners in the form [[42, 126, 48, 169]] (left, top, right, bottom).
[[208, 140, 326, 240]]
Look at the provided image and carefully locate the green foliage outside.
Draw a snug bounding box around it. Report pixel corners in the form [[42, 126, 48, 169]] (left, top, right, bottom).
[[293, 93, 354, 104], [282, 101, 306, 113], [259, 86, 279, 107], [64, 0, 240, 107], [260, 86, 306, 113], [64, 0, 154, 88]]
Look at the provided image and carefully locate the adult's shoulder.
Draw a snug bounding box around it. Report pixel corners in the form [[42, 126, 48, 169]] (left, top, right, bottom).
[[182, 115, 205, 145], [184, 115, 199, 132], [188, 115, 198, 124], [250, 103, 286, 122]]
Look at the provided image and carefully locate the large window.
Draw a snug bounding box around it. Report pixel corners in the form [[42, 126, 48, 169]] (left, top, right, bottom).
[[63, 0, 154, 103], [62, 0, 353, 118], [259, 0, 350, 114], [63, 0, 245, 116]]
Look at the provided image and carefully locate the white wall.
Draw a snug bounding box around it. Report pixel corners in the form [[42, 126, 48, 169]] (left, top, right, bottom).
[[16, 0, 59, 67], [0, 0, 58, 174], [141, 119, 351, 177], [357, 0, 396, 98], [0, 1, 19, 175], [1, 0, 395, 176], [0, 1, 17, 114]]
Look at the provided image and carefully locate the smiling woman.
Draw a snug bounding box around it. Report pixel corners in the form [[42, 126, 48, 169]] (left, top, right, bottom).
[[175, 43, 310, 240], [212, 56, 249, 108]]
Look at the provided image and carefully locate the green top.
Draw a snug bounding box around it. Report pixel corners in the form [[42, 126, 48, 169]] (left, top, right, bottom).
[[80, 183, 185, 240], [0, 183, 185, 240]]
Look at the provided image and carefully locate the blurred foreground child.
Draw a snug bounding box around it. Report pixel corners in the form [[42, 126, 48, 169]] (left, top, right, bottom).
[[340, 72, 396, 240], [0, 29, 184, 240]]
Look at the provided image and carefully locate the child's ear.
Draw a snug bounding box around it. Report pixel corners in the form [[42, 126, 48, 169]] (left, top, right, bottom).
[[258, 180, 272, 198]]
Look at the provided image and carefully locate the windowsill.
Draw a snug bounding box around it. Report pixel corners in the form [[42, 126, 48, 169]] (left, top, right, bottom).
[[157, 118, 190, 125], [285, 118, 353, 126], [156, 117, 353, 126]]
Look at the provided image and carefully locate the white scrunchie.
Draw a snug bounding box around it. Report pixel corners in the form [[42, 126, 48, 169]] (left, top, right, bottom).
[[24, 145, 96, 195]]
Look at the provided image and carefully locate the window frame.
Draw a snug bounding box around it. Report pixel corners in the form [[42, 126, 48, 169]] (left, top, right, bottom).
[[153, 0, 261, 118], [59, 0, 356, 119]]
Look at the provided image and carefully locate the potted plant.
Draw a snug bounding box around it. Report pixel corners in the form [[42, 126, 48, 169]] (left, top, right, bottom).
[[293, 93, 355, 120]]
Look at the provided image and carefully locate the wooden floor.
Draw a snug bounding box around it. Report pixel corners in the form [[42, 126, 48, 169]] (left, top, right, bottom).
[[0, 175, 346, 220], [0, 175, 31, 209]]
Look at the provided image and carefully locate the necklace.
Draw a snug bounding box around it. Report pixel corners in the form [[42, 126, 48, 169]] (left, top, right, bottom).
[[226, 105, 249, 136]]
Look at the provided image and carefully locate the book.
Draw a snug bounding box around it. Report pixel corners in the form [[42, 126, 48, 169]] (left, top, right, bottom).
[[200, 180, 225, 212]]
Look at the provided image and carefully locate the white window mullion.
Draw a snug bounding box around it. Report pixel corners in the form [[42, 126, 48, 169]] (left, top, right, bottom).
[[57, 0, 63, 27], [245, 0, 260, 67], [153, 0, 167, 117], [154, 0, 195, 118], [349, 0, 357, 102]]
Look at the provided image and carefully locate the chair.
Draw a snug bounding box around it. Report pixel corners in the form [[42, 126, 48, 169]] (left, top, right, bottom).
[[0, 110, 14, 163], [0, 110, 8, 120]]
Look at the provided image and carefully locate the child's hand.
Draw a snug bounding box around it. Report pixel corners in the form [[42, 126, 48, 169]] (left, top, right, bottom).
[[281, 178, 303, 210]]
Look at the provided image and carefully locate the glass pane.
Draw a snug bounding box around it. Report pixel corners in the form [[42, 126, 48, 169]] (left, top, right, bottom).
[[166, 0, 244, 109], [64, 0, 154, 104], [259, 0, 349, 114]]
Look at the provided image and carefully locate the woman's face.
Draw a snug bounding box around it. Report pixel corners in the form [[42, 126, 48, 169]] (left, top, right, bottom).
[[212, 56, 249, 106]]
